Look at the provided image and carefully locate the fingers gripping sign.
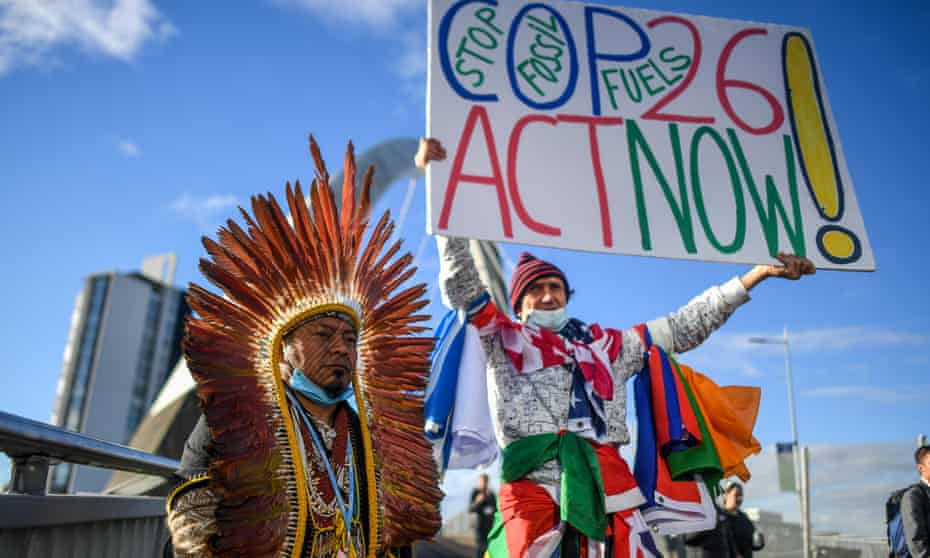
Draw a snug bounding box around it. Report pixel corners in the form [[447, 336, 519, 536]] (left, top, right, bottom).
[[738, 252, 816, 291], [772, 253, 817, 280], [416, 137, 448, 169]]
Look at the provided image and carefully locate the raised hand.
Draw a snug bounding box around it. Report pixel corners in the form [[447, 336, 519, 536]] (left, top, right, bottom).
[[415, 137, 447, 169], [740, 253, 816, 290], [769, 252, 817, 280]]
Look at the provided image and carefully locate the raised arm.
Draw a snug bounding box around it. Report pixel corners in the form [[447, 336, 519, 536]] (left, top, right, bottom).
[[611, 277, 747, 382], [652, 253, 814, 354], [437, 236, 489, 310], [648, 276, 750, 355], [418, 138, 491, 311], [614, 254, 815, 380]]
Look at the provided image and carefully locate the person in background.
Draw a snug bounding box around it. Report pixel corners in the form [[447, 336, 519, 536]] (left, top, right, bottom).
[[470, 473, 497, 558], [902, 445, 930, 557], [686, 481, 764, 558], [721, 482, 764, 558]]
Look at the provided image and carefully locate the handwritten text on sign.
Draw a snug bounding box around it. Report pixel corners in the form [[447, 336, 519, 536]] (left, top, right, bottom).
[[426, 0, 873, 270]]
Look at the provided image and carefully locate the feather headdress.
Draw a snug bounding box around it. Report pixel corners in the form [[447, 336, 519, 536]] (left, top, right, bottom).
[[183, 136, 442, 557]]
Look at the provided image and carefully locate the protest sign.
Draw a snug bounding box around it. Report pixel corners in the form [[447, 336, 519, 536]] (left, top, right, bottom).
[[426, 0, 874, 270]]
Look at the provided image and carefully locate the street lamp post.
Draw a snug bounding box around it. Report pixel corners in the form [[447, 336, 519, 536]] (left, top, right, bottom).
[[748, 327, 810, 558]]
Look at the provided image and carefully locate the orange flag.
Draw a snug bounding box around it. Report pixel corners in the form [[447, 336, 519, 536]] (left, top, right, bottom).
[[674, 361, 762, 481]]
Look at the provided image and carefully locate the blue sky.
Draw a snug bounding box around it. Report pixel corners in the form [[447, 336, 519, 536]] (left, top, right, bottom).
[[0, 0, 927, 538]]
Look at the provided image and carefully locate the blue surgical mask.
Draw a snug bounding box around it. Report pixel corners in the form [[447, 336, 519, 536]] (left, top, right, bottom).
[[527, 307, 569, 331], [288, 368, 354, 406]]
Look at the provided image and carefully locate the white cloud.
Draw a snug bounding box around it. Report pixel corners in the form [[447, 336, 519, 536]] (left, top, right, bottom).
[[274, 0, 426, 114], [279, 0, 420, 28], [706, 326, 929, 355], [790, 327, 929, 352], [118, 138, 139, 157], [389, 28, 427, 116], [0, 0, 175, 75], [170, 193, 240, 232], [738, 442, 918, 537], [683, 325, 929, 389], [803, 385, 930, 403], [395, 29, 425, 80]]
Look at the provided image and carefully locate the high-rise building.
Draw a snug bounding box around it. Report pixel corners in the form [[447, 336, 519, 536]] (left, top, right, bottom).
[[49, 254, 189, 493]]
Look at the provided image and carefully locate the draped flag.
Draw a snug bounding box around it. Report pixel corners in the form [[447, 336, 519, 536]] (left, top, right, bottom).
[[633, 326, 761, 535], [632, 325, 762, 536], [425, 295, 624, 474], [424, 294, 497, 474], [633, 349, 717, 536]]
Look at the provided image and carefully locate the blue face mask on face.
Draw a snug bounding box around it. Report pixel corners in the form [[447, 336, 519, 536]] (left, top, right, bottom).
[[527, 307, 569, 331], [288, 368, 354, 406]]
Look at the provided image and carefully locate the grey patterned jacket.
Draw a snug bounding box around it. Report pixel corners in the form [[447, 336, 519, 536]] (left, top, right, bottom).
[[436, 236, 750, 487]]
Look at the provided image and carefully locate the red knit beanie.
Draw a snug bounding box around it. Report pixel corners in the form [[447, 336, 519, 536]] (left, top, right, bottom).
[[509, 252, 570, 315]]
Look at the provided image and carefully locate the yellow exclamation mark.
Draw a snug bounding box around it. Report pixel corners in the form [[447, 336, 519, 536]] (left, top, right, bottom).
[[783, 32, 861, 264]]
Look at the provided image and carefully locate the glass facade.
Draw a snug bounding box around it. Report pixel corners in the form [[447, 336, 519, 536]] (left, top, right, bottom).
[[65, 277, 109, 431], [50, 270, 190, 493], [51, 276, 109, 493], [124, 288, 163, 442], [151, 292, 184, 402]]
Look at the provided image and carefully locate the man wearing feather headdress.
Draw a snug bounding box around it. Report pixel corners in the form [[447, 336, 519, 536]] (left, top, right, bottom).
[[166, 137, 442, 558], [416, 138, 814, 557]]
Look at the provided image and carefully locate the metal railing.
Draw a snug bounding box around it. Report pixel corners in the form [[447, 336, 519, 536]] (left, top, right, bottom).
[[0, 410, 179, 495], [0, 411, 181, 557]]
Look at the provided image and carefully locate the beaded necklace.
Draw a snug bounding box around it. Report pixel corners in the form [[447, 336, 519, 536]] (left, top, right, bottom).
[[286, 388, 358, 557]]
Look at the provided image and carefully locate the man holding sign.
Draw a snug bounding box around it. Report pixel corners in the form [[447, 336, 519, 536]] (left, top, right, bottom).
[[418, 137, 813, 557], [426, 0, 873, 270]]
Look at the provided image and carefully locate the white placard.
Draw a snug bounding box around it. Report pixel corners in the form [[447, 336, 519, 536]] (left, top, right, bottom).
[[427, 0, 874, 270]]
